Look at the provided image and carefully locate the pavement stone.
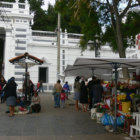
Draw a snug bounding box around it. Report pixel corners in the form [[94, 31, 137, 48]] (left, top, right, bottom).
[[0, 92, 131, 140]]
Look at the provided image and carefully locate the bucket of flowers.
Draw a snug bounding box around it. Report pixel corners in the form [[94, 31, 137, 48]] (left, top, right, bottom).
[[95, 103, 107, 123]]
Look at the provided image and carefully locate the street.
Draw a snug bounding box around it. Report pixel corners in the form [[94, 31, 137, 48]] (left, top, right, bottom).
[[0, 93, 129, 140]]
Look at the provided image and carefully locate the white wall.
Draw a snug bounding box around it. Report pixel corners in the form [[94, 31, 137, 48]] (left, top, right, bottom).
[[0, 0, 139, 91]]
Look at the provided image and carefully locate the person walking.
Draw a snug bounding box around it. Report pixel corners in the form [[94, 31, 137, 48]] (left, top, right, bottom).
[[63, 81, 70, 99], [53, 80, 62, 108], [3, 77, 17, 117], [80, 80, 88, 112], [74, 76, 81, 111]]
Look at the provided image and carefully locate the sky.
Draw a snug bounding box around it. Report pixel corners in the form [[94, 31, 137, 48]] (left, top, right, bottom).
[[41, 0, 56, 10]]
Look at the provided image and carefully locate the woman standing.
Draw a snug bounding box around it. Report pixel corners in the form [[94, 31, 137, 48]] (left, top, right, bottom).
[[4, 77, 17, 117], [74, 76, 81, 111], [80, 80, 88, 112]]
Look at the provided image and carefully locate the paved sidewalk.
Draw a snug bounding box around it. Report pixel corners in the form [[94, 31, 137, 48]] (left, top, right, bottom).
[[0, 92, 131, 140]]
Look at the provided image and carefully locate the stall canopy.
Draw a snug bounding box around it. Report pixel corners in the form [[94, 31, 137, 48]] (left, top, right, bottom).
[[64, 65, 112, 80], [72, 57, 140, 132], [9, 52, 43, 64], [73, 58, 140, 68]]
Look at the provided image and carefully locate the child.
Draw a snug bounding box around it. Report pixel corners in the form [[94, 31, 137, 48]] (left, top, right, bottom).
[[60, 89, 66, 108], [63, 81, 70, 100]]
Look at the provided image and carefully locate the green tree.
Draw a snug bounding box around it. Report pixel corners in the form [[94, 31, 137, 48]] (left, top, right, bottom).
[[55, 0, 101, 50], [103, 11, 140, 52], [66, 0, 140, 57], [29, 0, 47, 30], [56, 0, 140, 77], [75, 1, 101, 50], [55, 0, 81, 33], [30, 0, 81, 32], [124, 11, 140, 47], [43, 4, 57, 31]]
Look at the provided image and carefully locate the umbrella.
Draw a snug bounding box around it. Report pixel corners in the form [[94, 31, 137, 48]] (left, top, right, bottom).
[[9, 52, 43, 103]]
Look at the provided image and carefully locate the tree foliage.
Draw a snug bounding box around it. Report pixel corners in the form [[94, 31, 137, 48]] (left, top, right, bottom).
[[56, 0, 140, 57], [103, 11, 140, 52], [56, 0, 140, 78], [75, 1, 101, 50], [55, 0, 101, 50], [124, 11, 140, 41], [55, 0, 81, 33]]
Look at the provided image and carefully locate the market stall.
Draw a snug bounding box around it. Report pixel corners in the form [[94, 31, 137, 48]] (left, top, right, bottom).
[[9, 52, 43, 104], [70, 57, 140, 133]]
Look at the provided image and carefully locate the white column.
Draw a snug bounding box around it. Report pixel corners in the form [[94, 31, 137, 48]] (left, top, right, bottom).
[[4, 28, 15, 81], [13, 0, 19, 14], [25, 0, 30, 14], [64, 29, 68, 45]]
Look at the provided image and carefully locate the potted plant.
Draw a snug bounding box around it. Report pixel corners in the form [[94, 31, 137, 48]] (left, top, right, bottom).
[[96, 104, 106, 123]]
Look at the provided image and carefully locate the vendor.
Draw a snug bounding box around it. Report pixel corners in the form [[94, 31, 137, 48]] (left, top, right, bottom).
[[31, 91, 41, 113]]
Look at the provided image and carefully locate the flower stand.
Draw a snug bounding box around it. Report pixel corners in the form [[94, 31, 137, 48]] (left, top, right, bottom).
[[96, 112, 104, 123]]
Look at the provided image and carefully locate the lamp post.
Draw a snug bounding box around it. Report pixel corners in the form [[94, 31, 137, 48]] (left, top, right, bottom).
[[25, 61, 28, 103], [95, 39, 99, 57], [95, 34, 100, 58], [56, 0, 61, 80]]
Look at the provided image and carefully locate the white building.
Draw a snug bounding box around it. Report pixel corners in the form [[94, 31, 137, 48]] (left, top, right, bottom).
[[0, 0, 138, 91]]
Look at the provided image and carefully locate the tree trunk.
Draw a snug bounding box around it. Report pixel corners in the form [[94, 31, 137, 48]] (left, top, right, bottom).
[[113, 1, 129, 78], [116, 18, 129, 78], [115, 14, 125, 57]]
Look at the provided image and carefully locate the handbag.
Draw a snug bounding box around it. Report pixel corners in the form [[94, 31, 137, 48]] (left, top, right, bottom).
[[52, 88, 56, 95]]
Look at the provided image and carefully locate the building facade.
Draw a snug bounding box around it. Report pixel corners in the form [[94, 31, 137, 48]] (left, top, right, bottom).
[[0, 0, 138, 91]]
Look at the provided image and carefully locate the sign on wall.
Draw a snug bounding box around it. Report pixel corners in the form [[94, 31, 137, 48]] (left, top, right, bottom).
[[136, 34, 140, 50]]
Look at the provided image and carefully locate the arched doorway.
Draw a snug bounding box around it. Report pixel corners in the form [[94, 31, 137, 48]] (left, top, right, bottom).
[[0, 27, 5, 74]]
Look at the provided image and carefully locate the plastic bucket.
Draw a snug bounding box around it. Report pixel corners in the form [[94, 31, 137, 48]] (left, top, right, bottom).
[[91, 108, 97, 119], [119, 104, 122, 111], [122, 101, 131, 113]]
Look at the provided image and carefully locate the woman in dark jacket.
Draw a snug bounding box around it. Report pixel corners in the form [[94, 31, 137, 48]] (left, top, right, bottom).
[[80, 80, 88, 112], [92, 79, 103, 105], [4, 77, 17, 117]]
